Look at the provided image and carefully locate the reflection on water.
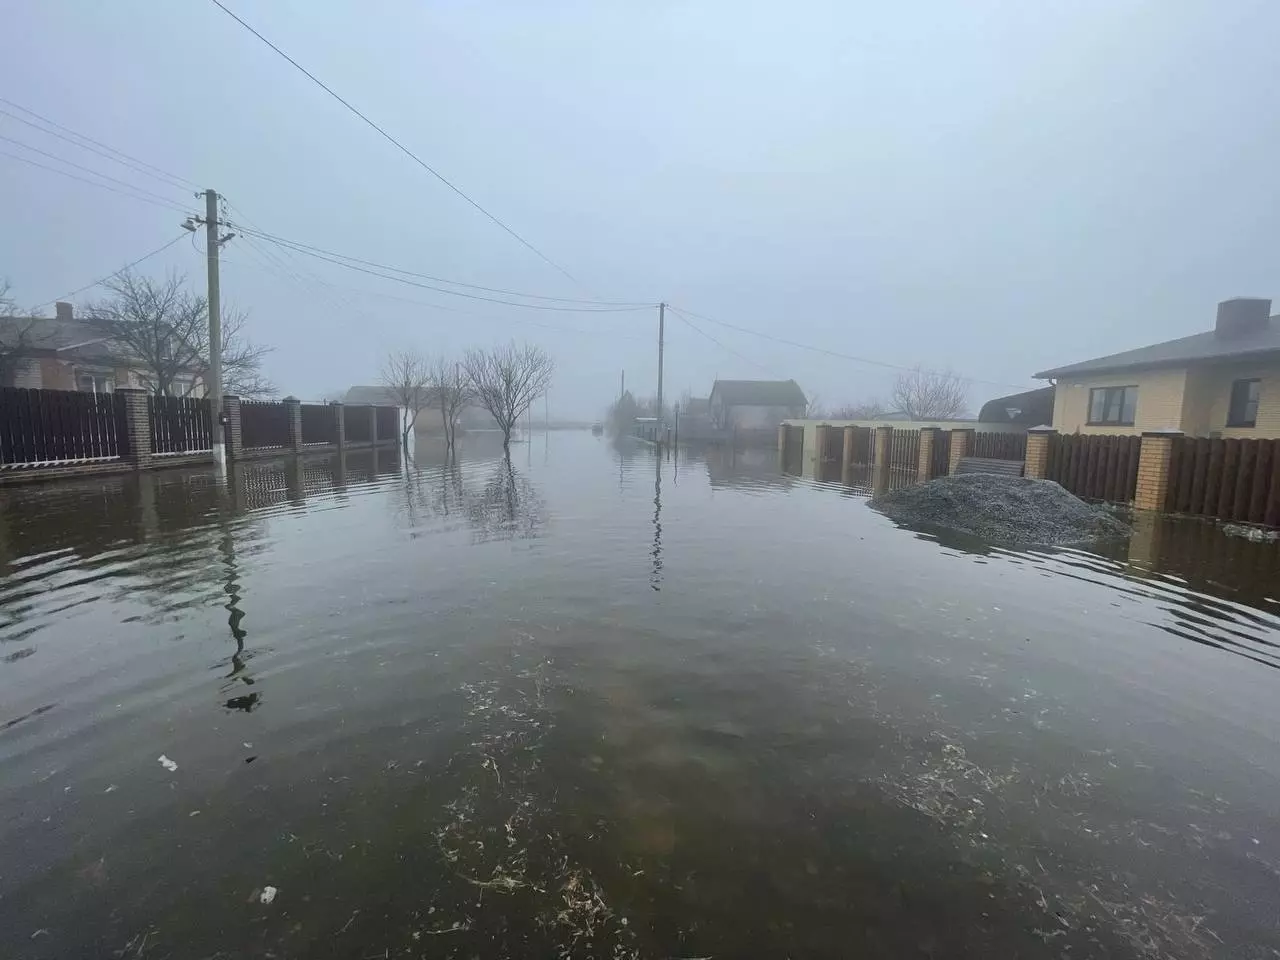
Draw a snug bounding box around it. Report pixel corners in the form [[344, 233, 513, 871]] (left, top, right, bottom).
[[2, 436, 1280, 958]]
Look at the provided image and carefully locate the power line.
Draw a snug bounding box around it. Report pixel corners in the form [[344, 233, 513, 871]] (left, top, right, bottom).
[[208, 0, 583, 288], [244, 229, 651, 313], [0, 149, 194, 215], [669, 304, 1033, 390], [0, 100, 199, 192], [225, 222, 647, 306], [0, 133, 192, 210], [31, 233, 189, 309], [666, 306, 772, 374]]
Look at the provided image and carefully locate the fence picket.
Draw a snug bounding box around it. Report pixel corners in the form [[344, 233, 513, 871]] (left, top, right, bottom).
[[1217, 440, 1239, 519], [1233, 441, 1256, 521], [1266, 439, 1280, 528], [1249, 440, 1272, 524]]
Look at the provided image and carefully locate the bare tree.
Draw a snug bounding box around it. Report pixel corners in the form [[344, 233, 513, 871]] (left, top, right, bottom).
[[462, 342, 554, 450], [0, 279, 49, 387], [891, 366, 969, 420], [89, 270, 273, 398], [805, 392, 827, 419], [830, 398, 889, 419], [380, 349, 432, 449], [426, 356, 473, 451]]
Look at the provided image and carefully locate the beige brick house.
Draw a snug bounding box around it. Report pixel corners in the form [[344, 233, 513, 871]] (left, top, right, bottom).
[[1036, 298, 1280, 439]]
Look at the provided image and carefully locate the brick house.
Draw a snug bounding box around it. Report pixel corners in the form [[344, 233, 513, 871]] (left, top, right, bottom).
[[1036, 298, 1280, 438], [0, 301, 205, 396]]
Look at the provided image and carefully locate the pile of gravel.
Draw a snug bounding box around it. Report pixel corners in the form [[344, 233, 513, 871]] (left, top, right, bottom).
[[870, 473, 1131, 545]]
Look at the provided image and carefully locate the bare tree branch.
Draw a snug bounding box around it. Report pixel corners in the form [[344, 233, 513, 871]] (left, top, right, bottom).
[[830, 398, 889, 419], [380, 349, 432, 447], [426, 356, 474, 451], [462, 342, 554, 449], [0, 279, 51, 386], [890, 366, 970, 420], [87, 270, 274, 398]]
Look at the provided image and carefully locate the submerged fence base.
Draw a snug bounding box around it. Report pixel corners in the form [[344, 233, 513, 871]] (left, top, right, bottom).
[[0, 391, 399, 487]]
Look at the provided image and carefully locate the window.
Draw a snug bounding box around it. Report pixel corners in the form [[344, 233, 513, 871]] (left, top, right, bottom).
[[76, 373, 114, 394], [1087, 386, 1138, 425], [1227, 378, 1261, 428]]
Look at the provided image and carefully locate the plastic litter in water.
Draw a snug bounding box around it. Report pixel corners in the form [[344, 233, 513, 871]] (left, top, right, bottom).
[[259, 885, 278, 904], [157, 755, 178, 772]]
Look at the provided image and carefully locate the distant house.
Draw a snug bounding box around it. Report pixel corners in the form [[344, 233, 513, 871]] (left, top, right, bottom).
[[708, 379, 808, 433], [1035, 298, 1280, 438], [0, 301, 204, 396], [977, 387, 1054, 427], [342, 385, 400, 406]]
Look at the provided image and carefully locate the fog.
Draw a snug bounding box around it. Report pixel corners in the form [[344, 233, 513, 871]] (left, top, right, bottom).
[[3, 0, 1278, 417]]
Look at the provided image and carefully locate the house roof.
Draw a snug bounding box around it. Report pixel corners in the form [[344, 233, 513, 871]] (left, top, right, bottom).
[[343, 385, 399, 406], [709, 379, 807, 407], [683, 397, 710, 417], [0, 315, 119, 362], [978, 386, 1055, 425], [1034, 315, 1280, 379]]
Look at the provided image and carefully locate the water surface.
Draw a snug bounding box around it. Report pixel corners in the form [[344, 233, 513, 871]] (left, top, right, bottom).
[[2, 435, 1280, 959]]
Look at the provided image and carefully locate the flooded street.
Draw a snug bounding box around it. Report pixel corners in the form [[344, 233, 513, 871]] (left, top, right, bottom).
[[3, 432, 1280, 959]]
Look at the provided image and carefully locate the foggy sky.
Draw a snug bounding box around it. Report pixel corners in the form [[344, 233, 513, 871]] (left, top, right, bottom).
[[3, 1, 1278, 418]]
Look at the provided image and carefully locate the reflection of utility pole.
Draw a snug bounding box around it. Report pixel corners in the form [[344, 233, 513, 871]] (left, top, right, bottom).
[[650, 452, 663, 591]]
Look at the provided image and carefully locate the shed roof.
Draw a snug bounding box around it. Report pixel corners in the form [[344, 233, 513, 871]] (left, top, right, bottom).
[[709, 379, 807, 407], [1034, 317, 1280, 379]]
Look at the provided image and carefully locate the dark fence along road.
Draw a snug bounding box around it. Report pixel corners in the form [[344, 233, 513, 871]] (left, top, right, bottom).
[[301, 403, 335, 445], [1046, 433, 1141, 503], [973, 431, 1027, 462], [1166, 436, 1280, 527], [0, 387, 128, 467], [240, 400, 290, 451], [148, 395, 213, 455]]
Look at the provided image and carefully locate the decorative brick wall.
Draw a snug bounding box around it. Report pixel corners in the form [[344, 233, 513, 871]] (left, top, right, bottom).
[[874, 425, 892, 466], [331, 402, 346, 449], [1024, 426, 1055, 480], [222, 395, 243, 460], [117, 388, 151, 467], [1135, 430, 1181, 511], [948, 428, 973, 475]]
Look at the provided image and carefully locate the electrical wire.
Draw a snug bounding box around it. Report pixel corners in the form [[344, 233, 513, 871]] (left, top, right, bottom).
[[225, 222, 648, 306], [243, 230, 652, 313], [0, 149, 194, 215], [0, 133, 193, 210], [31, 233, 189, 309], [666, 306, 773, 375], [0, 101, 199, 192], [208, 0, 583, 287], [669, 304, 1034, 390]]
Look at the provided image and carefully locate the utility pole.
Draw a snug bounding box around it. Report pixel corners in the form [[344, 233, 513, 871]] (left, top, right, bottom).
[[620, 369, 625, 402], [656, 302, 665, 423], [204, 189, 225, 467]]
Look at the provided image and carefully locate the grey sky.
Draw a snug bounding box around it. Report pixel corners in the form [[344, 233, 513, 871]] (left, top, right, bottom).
[[3, 1, 1278, 417]]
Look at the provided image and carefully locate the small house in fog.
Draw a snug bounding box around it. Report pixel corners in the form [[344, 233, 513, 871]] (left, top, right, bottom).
[[709, 379, 808, 434]]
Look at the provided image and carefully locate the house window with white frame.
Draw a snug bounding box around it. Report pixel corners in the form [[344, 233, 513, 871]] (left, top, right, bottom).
[[76, 372, 115, 394]]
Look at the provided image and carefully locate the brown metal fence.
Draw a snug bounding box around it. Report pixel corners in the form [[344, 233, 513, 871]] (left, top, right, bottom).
[[148, 394, 212, 455], [888, 428, 920, 471], [344, 405, 371, 443], [301, 403, 335, 445], [973, 431, 1027, 461], [849, 426, 874, 465], [240, 400, 290, 450], [376, 405, 399, 441], [931, 430, 952, 478], [1165, 437, 1280, 527], [0, 386, 128, 467], [1046, 433, 1140, 503]]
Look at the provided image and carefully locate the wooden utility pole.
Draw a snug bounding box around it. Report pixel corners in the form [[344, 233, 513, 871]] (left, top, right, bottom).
[[204, 189, 225, 467], [656, 302, 665, 420]]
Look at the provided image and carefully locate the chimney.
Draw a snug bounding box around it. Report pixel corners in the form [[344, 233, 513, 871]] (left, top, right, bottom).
[[1215, 297, 1271, 338], [55, 301, 73, 323]]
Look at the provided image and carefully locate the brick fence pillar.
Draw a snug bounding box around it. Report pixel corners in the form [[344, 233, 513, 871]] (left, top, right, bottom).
[[284, 396, 303, 453], [118, 388, 152, 469], [918, 426, 938, 481], [222, 395, 243, 461], [331, 402, 346, 450], [841, 425, 857, 484], [1024, 425, 1056, 480], [1135, 430, 1181, 511], [874, 425, 892, 467], [948, 428, 973, 475], [777, 423, 787, 455], [368, 405, 379, 445]]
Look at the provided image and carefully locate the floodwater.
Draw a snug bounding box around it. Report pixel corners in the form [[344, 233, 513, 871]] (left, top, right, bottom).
[[2, 434, 1280, 959]]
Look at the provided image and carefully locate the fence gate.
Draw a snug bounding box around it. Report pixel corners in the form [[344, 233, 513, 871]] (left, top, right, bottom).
[[930, 429, 952, 479], [148, 394, 213, 455], [973, 431, 1027, 462]]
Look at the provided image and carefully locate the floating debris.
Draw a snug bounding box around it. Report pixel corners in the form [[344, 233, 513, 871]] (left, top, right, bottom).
[[259, 885, 278, 905], [157, 755, 178, 772], [1222, 522, 1280, 543]]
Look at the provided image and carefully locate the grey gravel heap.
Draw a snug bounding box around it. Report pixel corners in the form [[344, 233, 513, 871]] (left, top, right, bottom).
[[870, 473, 1131, 545]]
